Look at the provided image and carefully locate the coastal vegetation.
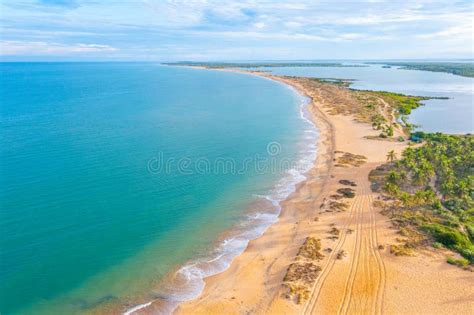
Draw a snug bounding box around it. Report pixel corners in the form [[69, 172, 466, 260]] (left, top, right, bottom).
[[328, 200, 348, 212], [311, 77, 355, 88], [359, 90, 442, 136], [368, 91, 431, 115], [334, 151, 367, 167], [339, 179, 357, 186], [370, 133, 474, 267], [337, 188, 356, 198], [169, 61, 474, 77], [283, 237, 324, 304], [369, 62, 474, 78], [319, 178, 358, 215], [291, 75, 439, 138]]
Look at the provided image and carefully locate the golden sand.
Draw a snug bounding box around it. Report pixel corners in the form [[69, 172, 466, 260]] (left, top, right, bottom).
[[170, 71, 474, 315]]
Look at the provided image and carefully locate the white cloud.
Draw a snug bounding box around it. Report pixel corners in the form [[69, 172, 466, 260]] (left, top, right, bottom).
[[186, 30, 391, 42], [1, 28, 103, 38], [0, 40, 117, 55], [284, 21, 303, 28], [1, 0, 472, 59], [338, 33, 365, 40], [416, 24, 473, 40]]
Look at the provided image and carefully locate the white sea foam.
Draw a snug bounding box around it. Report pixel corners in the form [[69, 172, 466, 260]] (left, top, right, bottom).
[[123, 301, 152, 315], [124, 81, 319, 315]]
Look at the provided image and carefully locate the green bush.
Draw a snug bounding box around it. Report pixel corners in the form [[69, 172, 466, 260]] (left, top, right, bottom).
[[467, 224, 474, 242], [455, 246, 474, 263], [422, 224, 470, 248], [423, 224, 474, 263], [447, 256, 470, 267]]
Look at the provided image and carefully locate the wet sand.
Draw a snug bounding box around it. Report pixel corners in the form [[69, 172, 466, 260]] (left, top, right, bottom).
[[172, 71, 474, 315]]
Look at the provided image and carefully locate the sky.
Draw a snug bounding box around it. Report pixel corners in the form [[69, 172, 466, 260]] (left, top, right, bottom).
[[1, 0, 473, 61]]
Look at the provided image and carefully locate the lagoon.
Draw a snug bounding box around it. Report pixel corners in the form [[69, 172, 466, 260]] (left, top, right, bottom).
[[260, 64, 473, 134]]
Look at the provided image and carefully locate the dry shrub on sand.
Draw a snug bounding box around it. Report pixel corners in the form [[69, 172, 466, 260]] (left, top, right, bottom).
[[372, 200, 385, 208], [297, 237, 324, 261], [335, 152, 367, 167], [336, 250, 347, 260], [329, 201, 348, 211], [339, 179, 357, 186], [390, 244, 414, 256], [284, 262, 322, 284], [283, 283, 311, 304], [329, 227, 341, 236], [283, 237, 324, 304], [337, 188, 356, 198]]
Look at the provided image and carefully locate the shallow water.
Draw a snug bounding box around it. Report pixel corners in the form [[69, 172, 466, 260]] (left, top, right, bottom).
[[0, 63, 317, 314], [260, 64, 474, 134]]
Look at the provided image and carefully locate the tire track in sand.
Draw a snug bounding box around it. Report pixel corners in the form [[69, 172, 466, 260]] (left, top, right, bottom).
[[303, 173, 387, 315], [338, 181, 386, 315], [302, 194, 363, 315], [368, 193, 387, 315], [337, 192, 365, 315]]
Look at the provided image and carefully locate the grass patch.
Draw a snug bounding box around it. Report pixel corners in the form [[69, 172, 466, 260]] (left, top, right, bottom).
[[390, 244, 414, 256], [447, 256, 470, 267], [283, 283, 311, 304], [283, 262, 322, 304], [335, 151, 367, 167], [433, 242, 443, 249], [297, 237, 324, 261], [329, 201, 349, 212]]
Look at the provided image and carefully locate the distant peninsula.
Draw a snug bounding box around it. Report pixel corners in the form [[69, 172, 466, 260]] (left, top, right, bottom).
[[370, 62, 474, 78], [163, 62, 368, 68]]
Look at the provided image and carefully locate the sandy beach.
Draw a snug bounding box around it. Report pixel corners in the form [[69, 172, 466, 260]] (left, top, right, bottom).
[[4, 2, 473, 314], [168, 70, 474, 315]]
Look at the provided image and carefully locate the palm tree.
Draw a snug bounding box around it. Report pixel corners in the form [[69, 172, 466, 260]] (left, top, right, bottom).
[[386, 150, 397, 162], [386, 124, 394, 137]]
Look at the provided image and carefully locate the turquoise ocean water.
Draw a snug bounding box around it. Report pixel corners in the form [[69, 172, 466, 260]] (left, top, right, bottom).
[[0, 63, 317, 314]]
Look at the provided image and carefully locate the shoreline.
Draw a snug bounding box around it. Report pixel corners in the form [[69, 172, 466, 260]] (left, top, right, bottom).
[[170, 70, 337, 315], [123, 67, 328, 315], [172, 69, 473, 314]]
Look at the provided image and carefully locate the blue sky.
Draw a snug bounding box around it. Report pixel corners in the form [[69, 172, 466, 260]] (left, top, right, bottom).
[[1, 0, 473, 61]]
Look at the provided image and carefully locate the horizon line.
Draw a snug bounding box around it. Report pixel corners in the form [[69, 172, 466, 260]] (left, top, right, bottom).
[[1, 58, 473, 63]]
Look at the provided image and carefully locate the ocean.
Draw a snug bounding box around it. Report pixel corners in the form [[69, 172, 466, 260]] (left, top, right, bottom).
[[0, 63, 317, 314]]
